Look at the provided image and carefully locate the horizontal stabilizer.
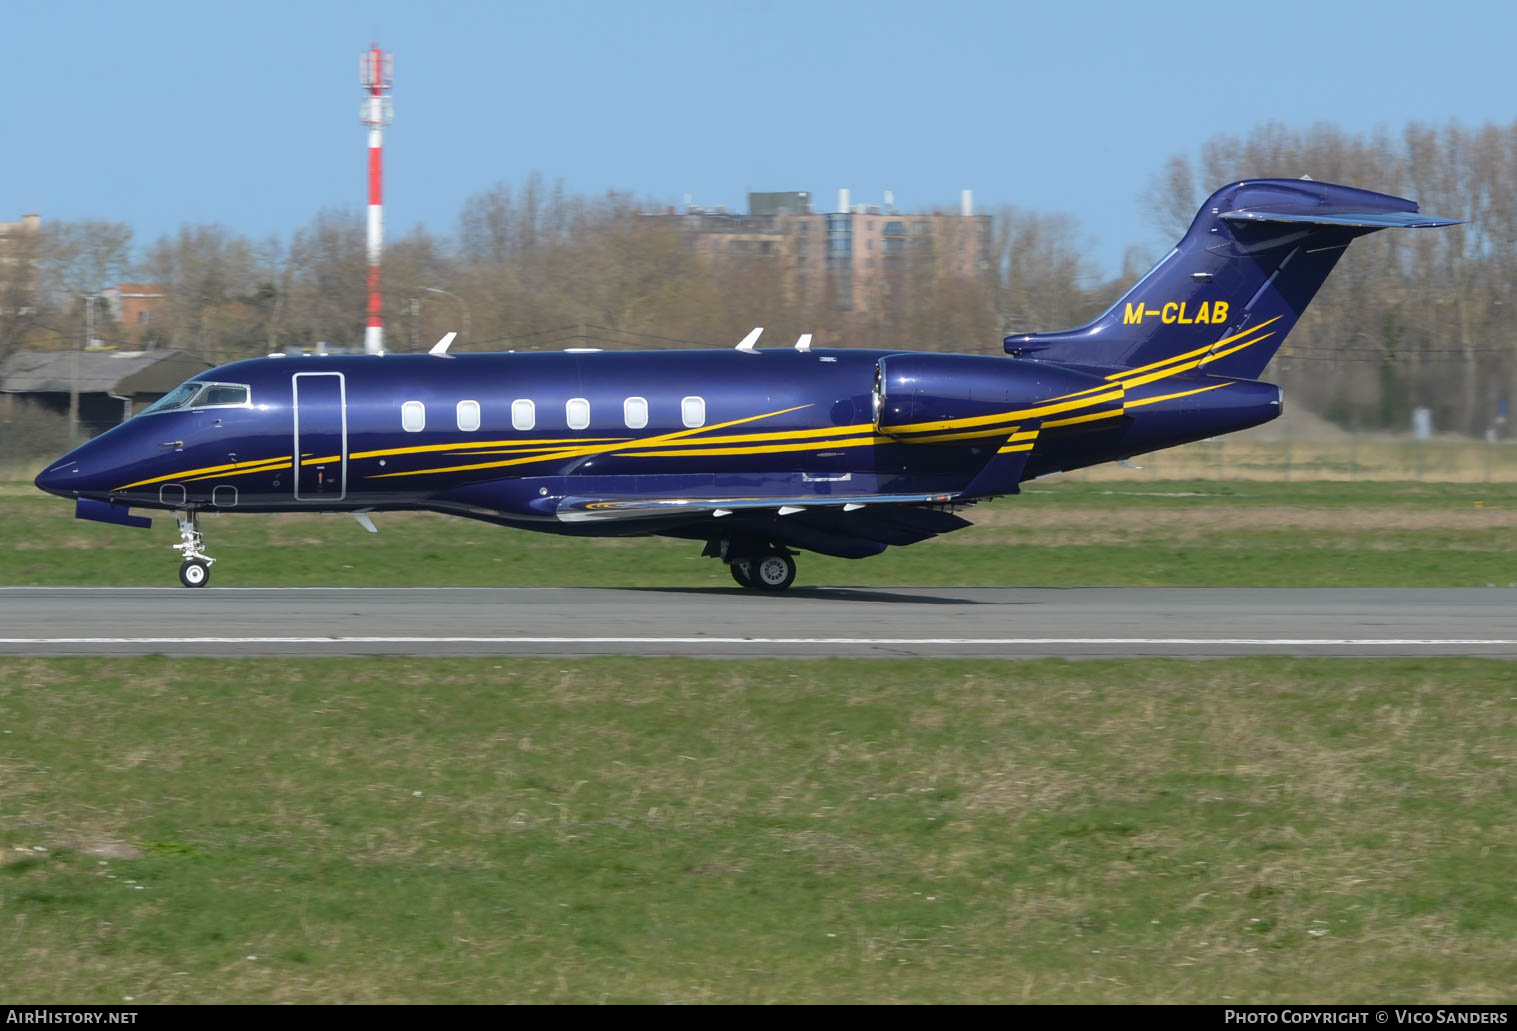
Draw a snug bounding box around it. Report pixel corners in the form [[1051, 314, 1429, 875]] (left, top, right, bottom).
[[1221, 208, 1460, 229], [557, 491, 956, 523]]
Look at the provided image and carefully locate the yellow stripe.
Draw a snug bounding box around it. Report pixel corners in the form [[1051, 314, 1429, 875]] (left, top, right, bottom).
[[1106, 340, 1216, 381], [1042, 381, 1123, 403], [1198, 334, 1273, 368], [647, 422, 1045, 457], [648, 422, 874, 445], [994, 423, 1041, 454], [886, 425, 1018, 445], [1125, 381, 1232, 409], [618, 435, 886, 459], [114, 456, 288, 491], [1115, 330, 1274, 390], [888, 388, 1123, 435], [891, 420, 1020, 441], [357, 422, 873, 464], [407, 444, 605, 458], [1042, 408, 1125, 429], [588, 422, 878, 454], [182, 461, 293, 483], [1106, 317, 1283, 382], [350, 437, 626, 460]]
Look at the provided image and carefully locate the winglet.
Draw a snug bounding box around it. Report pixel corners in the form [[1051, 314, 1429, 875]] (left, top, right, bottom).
[[960, 422, 1042, 500], [735, 327, 763, 352], [429, 332, 458, 356], [794, 333, 813, 352]]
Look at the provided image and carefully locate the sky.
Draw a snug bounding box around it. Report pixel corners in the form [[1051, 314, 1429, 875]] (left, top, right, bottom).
[[5, 0, 1513, 280]]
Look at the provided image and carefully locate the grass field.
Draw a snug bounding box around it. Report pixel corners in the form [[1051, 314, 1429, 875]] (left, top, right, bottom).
[[1077, 434, 1517, 484], [2, 657, 1513, 1004], [6, 475, 1515, 588], [5, 459, 1514, 1003]]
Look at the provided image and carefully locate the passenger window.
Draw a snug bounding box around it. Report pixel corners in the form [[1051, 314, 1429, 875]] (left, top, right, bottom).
[[401, 401, 425, 433], [456, 399, 480, 432], [624, 396, 648, 430], [511, 399, 535, 431], [681, 396, 706, 428], [566, 397, 590, 430]]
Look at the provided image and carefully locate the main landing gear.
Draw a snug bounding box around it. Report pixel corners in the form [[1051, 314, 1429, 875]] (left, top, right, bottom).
[[172, 511, 215, 588], [730, 552, 797, 591], [707, 540, 798, 592]]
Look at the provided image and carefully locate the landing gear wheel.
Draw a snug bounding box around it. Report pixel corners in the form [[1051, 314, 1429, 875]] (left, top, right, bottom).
[[179, 559, 211, 589], [172, 511, 215, 587], [730, 559, 754, 589], [751, 552, 797, 592]]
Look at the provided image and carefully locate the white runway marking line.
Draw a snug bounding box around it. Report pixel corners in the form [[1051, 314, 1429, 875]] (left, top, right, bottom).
[[0, 588, 564, 597], [3, 637, 1516, 646]]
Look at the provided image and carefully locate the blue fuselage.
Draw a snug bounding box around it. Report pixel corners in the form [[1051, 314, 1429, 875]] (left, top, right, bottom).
[[34, 176, 1456, 577], [34, 347, 1279, 552]]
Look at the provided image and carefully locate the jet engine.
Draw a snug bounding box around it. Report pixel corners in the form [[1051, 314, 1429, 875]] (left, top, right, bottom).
[[873, 353, 1120, 442]]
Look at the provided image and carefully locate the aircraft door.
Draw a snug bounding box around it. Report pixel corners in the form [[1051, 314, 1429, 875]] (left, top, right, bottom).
[[292, 372, 347, 501]]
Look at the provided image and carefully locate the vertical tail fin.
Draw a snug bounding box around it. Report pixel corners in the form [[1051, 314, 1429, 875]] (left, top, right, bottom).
[[1004, 179, 1457, 378]]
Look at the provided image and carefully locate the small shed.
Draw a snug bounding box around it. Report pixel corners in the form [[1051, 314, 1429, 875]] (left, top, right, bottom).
[[0, 348, 214, 436]]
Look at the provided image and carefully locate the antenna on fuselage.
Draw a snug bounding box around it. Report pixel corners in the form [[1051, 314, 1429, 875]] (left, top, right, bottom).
[[794, 333, 813, 352], [429, 331, 457, 356], [735, 327, 763, 352]]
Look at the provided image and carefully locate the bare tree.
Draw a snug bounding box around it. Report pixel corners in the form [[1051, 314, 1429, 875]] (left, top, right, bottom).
[[282, 208, 367, 352], [140, 224, 275, 360], [39, 219, 134, 305]]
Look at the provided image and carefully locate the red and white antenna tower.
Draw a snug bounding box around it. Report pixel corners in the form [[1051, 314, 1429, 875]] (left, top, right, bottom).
[[359, 44, 393, 354]]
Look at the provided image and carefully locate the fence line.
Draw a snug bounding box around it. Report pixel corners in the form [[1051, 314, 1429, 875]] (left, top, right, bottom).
[[1080, 435, 1517, 483]]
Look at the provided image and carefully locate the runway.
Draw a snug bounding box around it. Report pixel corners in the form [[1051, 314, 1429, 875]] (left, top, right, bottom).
[[1, 586, 1515, 658]]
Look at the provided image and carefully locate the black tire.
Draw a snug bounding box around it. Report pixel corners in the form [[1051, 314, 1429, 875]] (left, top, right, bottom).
[[730, 559, 755, 589], [751, 552, 796, 592], [179, 559, 211, 588]]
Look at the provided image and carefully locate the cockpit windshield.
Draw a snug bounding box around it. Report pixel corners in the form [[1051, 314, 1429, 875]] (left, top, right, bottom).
[[198, 384, 250, 407], [141, 381, 251, 415], [142, 382, 203, 415]]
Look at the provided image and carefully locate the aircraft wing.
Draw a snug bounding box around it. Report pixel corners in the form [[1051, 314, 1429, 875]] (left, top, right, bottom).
[[555, 491, 958, 523], [556, 423, 1042, 524]]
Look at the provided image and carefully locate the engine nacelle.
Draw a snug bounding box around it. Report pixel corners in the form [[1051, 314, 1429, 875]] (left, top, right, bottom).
[[873, 353, 1120, 442]]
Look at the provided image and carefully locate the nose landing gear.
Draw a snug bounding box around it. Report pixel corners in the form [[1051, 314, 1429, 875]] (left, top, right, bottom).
[[173, 512, 215, 588]]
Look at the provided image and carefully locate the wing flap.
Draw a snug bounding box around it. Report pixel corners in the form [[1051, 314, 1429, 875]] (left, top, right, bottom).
[[556, 491, 957, 524]]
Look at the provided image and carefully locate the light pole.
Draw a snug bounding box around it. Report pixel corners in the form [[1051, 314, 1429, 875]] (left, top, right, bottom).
[[70, 293, 97, 442], [424, 287, 470, 348], [360, 44, 393, 355]]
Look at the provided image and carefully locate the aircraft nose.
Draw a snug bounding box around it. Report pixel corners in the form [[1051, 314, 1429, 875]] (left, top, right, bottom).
[[34, 459, 79, 497]]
